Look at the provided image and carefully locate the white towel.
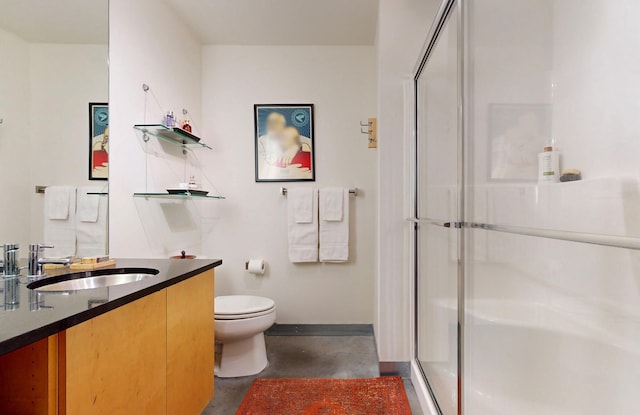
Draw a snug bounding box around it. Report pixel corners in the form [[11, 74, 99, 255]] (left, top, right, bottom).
[[45, 186, 74, 220], [289, 187, 314, 223], [319, 188, 349, 262], [287, 188, 318, 262], [44, 187, 77, 257], [76, 187, 108, 258], [77, 187, 101, 223], [320, 187, 344, 221]]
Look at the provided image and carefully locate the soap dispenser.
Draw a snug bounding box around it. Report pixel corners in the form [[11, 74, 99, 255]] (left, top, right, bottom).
[[538, 145, 560, 183]]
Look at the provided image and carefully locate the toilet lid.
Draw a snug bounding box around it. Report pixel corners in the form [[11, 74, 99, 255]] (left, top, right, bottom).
[[215, 295, 275, 316]]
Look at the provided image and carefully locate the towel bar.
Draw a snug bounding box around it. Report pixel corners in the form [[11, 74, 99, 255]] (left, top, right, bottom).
[[280, 187, 357, 196]]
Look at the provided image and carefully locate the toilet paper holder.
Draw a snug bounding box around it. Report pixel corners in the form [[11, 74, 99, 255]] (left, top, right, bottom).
[[245, 259, 266, 274]]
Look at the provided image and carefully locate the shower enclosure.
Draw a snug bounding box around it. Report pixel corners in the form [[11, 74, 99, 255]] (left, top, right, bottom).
[[413, 1, 640, 414]]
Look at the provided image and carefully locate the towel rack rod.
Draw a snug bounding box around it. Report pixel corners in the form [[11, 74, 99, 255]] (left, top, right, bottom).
[[280, 187, 358, 196]]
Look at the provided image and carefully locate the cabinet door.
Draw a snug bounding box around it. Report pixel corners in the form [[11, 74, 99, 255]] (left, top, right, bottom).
[[167, 270, 215, 415], [61, 290, 167, 415], [0, 336, 58, 415]]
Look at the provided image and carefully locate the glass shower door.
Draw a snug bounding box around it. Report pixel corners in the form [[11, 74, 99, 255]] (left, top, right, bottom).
[[414, 2, 460, 414]]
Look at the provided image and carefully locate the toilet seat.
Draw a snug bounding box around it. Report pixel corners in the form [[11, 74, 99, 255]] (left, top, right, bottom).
[[215, 295, 276, 320]]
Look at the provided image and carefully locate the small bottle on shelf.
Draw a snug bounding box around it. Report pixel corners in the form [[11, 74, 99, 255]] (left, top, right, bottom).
[[165, 111, 175, 127], [538, 144, 560, 183], [188, 175, 198, 189], [182, 119, 192, 133]]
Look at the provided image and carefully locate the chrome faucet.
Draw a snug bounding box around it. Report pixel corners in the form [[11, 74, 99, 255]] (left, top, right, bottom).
[[28, 244, 72, 277], [2, 243, 20, 276]]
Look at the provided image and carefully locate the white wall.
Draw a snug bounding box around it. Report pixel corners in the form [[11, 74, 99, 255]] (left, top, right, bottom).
[[108, 0, 202, 258], [0, 28, 30, 249], [28, 44, 109, 243], [376, 0, 439, 361], [200, 46, 377, 323]]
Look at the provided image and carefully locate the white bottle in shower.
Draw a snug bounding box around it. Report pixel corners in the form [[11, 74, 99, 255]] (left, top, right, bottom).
[[538, 145, 560, 183]]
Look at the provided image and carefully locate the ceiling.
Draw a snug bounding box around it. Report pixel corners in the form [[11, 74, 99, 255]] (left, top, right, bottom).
[[0, 0, 108, 44], [0, 0, 377, 46], [165, 0, 379, 45]]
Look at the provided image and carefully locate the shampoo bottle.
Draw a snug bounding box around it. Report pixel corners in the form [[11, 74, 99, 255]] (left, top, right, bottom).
[[538, 145, 560, 183]]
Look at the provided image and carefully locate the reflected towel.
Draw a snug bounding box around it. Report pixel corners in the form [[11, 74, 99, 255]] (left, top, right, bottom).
[[288, 188, 318, 263], [77, 187, 101, 223], [45, 186, 74, 220], [319, 188, 349, 262], [76, 189, 108, 258], [44, 187, 76, 257]]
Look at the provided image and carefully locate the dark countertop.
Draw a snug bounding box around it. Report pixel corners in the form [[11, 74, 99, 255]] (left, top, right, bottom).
[[0, 258, 222, 356]]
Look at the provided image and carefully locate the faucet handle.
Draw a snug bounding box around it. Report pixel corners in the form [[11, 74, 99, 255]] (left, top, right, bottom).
[[29, 243, 54, 252], [28, 244, 54, 276]]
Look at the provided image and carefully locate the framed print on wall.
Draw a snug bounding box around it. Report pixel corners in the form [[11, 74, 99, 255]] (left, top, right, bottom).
[[254, 104, 315, 182], [89, 102, 109, 181]]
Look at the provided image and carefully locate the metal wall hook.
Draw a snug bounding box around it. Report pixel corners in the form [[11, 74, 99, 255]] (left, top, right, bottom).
[[359, 118, 377, 148]]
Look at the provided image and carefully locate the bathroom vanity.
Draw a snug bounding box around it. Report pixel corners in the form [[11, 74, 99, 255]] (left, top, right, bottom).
[[0, 258, 221, 415]]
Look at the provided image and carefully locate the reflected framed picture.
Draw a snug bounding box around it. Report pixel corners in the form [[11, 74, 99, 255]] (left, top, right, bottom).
[[254, 104, 315, 182], [488, 103, 551, 181], [89, 102, 109, 181]]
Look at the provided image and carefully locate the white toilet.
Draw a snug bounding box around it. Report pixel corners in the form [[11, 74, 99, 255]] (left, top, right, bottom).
[[214, 295, 276, 378]]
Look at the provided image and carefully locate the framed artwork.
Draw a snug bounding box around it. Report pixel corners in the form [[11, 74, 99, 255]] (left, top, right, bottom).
[[488, 103, 551, 181], [89, 102, 109, 181], [254, 104, 315, 182]]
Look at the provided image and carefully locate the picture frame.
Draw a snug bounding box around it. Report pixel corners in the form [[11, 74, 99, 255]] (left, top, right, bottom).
[[488, 103, 551, 182], [254, 104, 315, 182], [89, 102, 109, 181]]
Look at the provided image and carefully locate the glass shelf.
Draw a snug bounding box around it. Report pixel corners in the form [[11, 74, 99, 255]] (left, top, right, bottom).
[[86, 192, 109, 196], [133, 124, 212, 150], [133, 192, 225, 200]]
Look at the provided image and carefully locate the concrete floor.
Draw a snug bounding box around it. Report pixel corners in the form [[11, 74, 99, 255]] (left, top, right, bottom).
[[202, 335, 422, 414]]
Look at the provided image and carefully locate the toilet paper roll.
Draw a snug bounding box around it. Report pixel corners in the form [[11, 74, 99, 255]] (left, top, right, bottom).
[[247, 259, 265, 275]]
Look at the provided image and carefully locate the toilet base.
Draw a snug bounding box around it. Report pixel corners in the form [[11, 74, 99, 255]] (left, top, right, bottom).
[[216, 332, 268, 378]]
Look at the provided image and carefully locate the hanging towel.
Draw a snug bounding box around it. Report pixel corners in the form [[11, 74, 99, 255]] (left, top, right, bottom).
[[77, 187, 101, 223], [76, 188, 108, 258], [44, 187, 77, 257], [320, 187, 344, 221], [45, 186, 74, 220], [319, 188, 349, 262], [289, 187, 314, 223], [287, 188, 318, 262]]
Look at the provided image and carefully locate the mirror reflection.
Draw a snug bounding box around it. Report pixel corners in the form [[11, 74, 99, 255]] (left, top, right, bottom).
[[0, 0, 109, 260]]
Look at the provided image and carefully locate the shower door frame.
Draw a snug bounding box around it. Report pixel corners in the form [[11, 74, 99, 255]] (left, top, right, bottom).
[[411, 0, 466, 414]]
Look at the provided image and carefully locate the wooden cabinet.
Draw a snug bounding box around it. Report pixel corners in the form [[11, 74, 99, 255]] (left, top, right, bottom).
[[60, 290, 167, 415], [0, 270, 215, 415], [0, 336, 58, 415], [167, 269, 215, 415]]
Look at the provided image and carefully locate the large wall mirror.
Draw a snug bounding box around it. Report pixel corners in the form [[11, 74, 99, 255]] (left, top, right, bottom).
[[0, 0, 109, 258]]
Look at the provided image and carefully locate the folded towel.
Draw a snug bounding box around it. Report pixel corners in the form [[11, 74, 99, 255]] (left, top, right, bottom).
[[44, 187, 77, 257], [76, 192, 108, 258], [319, 188, 349, 262], [289, 187, 314, 223], [320, 187, 344, 221], [288, 188, 318, 262], [45, 186, 74, 220], [77, 187, 101, 223]]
